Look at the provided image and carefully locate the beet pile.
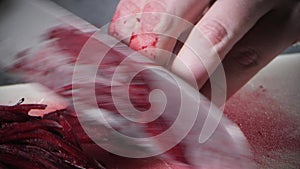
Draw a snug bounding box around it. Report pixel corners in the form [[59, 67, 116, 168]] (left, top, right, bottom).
[[0, 102, 104, 169]]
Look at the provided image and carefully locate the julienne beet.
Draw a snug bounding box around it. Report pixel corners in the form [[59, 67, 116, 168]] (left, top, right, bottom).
[[0, 102, 105, 169]]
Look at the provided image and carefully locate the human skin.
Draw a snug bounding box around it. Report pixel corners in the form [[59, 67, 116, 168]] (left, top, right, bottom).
[[109, 0, 300, 99]]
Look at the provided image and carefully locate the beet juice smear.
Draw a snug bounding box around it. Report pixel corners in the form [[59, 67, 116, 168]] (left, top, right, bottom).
[[225, 86, 300, 168]]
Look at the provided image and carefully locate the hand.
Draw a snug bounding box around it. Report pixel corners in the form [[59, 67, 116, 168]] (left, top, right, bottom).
[[109, 0, 300, 99]]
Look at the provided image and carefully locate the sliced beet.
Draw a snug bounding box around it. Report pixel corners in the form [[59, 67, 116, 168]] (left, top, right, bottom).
[[1, 129, 82, 158], [0, 102, 104, 169], [0, 144, 56, 169], [0, 110, 31, 124], [0, 104, 47, 113], [44, 110, 81, 147], [0, 154, 43, 169], [0, 119, 62, 138]]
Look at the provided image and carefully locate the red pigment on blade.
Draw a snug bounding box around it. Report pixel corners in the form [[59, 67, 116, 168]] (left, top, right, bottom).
[[146, 116, 188, 164], [10, 27, 189, 167], [13, 27, 261, 168], [47, 27, 92, 59]]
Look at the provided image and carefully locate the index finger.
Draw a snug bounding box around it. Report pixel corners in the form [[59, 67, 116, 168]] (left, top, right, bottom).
[[171, 0, 275, 87]]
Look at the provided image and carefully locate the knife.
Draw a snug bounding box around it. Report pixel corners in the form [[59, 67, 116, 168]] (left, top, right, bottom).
[[0, 0, 256, 168]]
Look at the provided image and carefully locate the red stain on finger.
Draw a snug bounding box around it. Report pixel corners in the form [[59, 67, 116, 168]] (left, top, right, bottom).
[[129, 32, 158, 50]]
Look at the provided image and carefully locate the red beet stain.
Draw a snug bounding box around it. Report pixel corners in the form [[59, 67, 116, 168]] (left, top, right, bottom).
[[129, 32, 158, 51], [224, 86, 300, 166]]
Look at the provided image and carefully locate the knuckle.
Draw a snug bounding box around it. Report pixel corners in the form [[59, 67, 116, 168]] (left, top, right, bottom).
[[198, 19, 229, 45], [233, 48, 261, 67]]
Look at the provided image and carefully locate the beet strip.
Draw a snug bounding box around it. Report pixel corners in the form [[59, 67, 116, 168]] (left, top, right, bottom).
[[0, 119, 62, 137], [22, 138, 87, 168], [44, 111, 81, 147], [0, 145, 57, 169], [0, 144, 88, 169], [1, 129, 88, 162], [0, 104, 47, 113], [0, 110, 31, 124], [0, 154, 42, 169], [19, 144, 89, 169]]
